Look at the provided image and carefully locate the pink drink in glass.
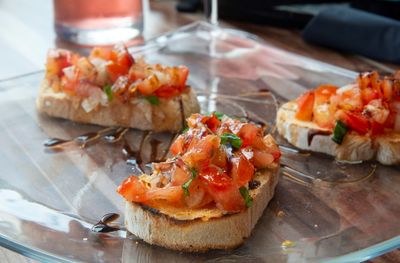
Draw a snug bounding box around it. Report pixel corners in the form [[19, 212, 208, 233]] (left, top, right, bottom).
[[54, 0, 143, 46]]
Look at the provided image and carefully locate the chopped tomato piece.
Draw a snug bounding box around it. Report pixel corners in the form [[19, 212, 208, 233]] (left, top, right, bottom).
[[170, 134, 185, 155], [230, 154, 254, 186], [339, 111, 370, 135], [296, 91, 314, 121], [313, 85, 338, 129], [253, 150, 275, 169], [371, 121, 384, 136], [183, 181, 212, 208], [199, 166, 244, 211], [90, 47, 113, 61], [171, 165, 191, 186], [237, 123, 259, 147], [205, 115, 221, 133], [313, 103, 336, 129], [117, 176, 147, 202], [145, 186, 183, 204], [182, 135, 220, 168], [361, 88, 380, 104], [384, 110, 396, 129], [314, 84, 338, 105], [46, 49, 76, 78], [154, 85, 182, 98], [211, 146, 228, 169]]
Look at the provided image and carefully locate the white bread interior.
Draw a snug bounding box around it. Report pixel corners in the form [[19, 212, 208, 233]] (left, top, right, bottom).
[[276, 101, 400, 165], [124, 164, 279, 252], [36, 80, 200, 132]]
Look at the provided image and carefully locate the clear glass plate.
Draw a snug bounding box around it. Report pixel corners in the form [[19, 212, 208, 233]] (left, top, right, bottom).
[[0, 22, 399, 262]]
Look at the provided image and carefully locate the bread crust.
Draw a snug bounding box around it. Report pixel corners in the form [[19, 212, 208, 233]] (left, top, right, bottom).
[[124, 166, 279, 252], [277, 101, 400, 165], [36, 81, 200, 132]]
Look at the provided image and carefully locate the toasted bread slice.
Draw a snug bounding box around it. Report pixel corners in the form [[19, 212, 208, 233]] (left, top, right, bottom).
[[36, 80, 200, 132], [124, 165, 279, 252], [277, 101, 400, 165]]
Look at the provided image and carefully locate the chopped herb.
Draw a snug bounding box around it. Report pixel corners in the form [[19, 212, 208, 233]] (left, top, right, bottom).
[[145, 95, 160, 105], [220, 133, 243, 149], [206, 111, 225, 120], [103, 84, 113, 101], [182, 168, 197, 196], [214, 111, 224, 121], [239, 186, 253, 208], [332, 120, 348, 144], [181, 126, 189, 134]]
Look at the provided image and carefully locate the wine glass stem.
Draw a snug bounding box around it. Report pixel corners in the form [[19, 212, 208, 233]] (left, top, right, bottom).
[[210, 0, 218, 25]]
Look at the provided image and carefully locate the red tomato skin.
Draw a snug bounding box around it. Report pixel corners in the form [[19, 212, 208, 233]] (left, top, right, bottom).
[[237, 124, 259, 147], [117, 176, 147, 202], [199, 166, 245, 212], [371, 121, 385, 136], [361, 88, 380, 104], [340, 111, 370, 135], [295, 91, 314, 121], [230, 154, 254, 186], [205, 115, 221, 133], [314, 84, 338, 105]]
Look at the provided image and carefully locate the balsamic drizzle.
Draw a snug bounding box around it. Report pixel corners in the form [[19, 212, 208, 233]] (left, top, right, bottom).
[[307, 129, 331, 146], [122, 139, 144, 174], [159, 133, 178, 162], [43, 127, 118, 149], [149, 138, 162, 163], [91, 213, 120, 233], [179, 97, 185, 129], [43, 138, 69, 147], [103, 127, 128, 143]]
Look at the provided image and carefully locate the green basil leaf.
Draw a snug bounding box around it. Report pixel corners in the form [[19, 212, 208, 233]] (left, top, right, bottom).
[[213, 111, 225, 121], [145, 95, 160, 105], [239, 186, 253, 208], [103, 84, 113, 101], [182, 168, 197, 196], [332, 120, 348, 145], [220, 133, 243, 149], [181, 126, 189, 134]]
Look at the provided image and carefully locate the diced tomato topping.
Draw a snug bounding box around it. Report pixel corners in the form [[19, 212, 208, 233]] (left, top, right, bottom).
[[371, 121, 385, 136], [199, 166, 244, 211], [338, 111, 370, 135], [253, 150, 275, 169], [154, 85, 182, 98], [46, 49, 76, 78], [361, 88, 380, 104], [295, 91, 314, 121], [171, 165, 191, 186], [182, 135, 220, 169], [314, 84, 338, 105], [384, 110, 396, 129], [118, 113, 280, 213], [211, 146, 228, 169], [146, 186, 183, 204], [205, 115, 221, 133], [312, 84, 338, 129], [230, 154, 254, 186], [117, 176, 147, 202], [237, 123, 259, 147], [90, 47, 113, 60], [170, 134, 185, 155]]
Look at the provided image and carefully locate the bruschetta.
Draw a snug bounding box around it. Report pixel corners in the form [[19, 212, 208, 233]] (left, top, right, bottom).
[[117, 113, 281, 251], [277, 71, 400, 165], [37, 45, 200, 132]]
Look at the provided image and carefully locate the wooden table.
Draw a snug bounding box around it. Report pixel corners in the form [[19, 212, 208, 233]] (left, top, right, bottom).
[[0, 0, 398, 261]]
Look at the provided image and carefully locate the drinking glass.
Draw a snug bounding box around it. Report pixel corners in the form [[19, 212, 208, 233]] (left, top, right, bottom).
[[53, 0, 144, 46]]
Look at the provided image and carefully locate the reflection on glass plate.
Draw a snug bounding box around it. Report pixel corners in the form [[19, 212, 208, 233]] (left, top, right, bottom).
[[0, 21, 399, 262]]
